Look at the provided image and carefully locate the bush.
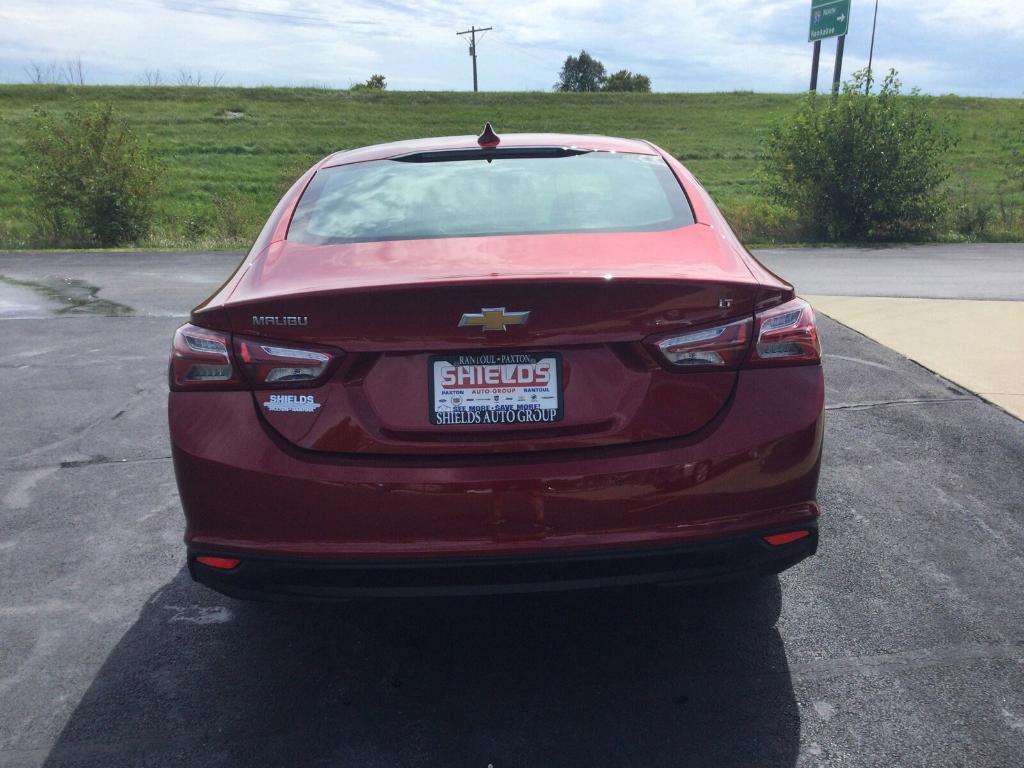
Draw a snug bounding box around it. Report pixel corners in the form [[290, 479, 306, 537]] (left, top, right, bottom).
[[724, 199, 807, 244], [951, 184, 993, 239], [351, 74, 386, 91], [23, 101, 161, 246], [181, 205, 211, 243], [212, 194, 253, 241], [1008, 106, 1024, 194], [759, 69, 953, 241]]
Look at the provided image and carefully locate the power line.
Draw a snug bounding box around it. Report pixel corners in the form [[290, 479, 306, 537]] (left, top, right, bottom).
[[456, 25, 492, 92]]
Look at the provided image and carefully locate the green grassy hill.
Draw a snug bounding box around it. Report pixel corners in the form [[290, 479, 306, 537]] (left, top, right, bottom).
[[0, 85, 1021, 248]]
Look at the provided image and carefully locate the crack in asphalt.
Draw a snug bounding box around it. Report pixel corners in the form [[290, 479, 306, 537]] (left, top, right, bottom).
[[58, 455, 172, 469], [0, 455, 172, 473], [4, 380, 163, 468], [823, 353, 894, 371], [825, 396, 976, 412]]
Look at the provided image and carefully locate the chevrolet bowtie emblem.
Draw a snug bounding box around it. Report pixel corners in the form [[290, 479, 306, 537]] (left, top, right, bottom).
[[458, 307, 530, 332]]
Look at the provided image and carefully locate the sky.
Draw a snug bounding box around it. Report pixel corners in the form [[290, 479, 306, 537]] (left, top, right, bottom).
[[0, 0, 1022, 96]]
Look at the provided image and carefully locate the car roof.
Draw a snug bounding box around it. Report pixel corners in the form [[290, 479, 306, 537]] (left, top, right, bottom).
[[321, 133, 658, 167]]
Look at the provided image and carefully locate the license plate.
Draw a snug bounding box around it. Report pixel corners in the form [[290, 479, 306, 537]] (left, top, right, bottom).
[[429, 351, 563, 426]]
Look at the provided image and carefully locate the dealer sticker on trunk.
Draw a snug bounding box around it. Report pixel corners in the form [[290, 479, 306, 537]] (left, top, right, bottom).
[[429, 351, 563, 426], [262, 394, 321, 413]]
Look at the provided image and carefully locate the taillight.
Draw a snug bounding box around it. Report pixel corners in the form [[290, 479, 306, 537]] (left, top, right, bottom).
[[652, 317, 752, 372], [746, 298, 820, 367], [169, 324, 244, 390], [233, 335, 339, 388], [169, 323, 341, 391], [649, 297, 820, 371]]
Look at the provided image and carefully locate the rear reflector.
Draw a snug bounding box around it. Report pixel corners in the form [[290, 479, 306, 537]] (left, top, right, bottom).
[[196, 556, 241, 570], [762, 530, 810, 547]]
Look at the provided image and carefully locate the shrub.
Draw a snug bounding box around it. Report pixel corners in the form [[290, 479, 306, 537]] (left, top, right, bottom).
[[23, 101, 161, 246], [724, 200, 808, 244], [1008, 106, 1024, 194], [951, 184, 993, 239], [1013, 103, 1024, 159], [351, 74, 386, 91], [212, 194, 253, 241], [181, 205, 211, 243], [759, 69, 953, 241]]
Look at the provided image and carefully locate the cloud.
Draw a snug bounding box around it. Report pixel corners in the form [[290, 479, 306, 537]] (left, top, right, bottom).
[[0, 0, 1021, 95]]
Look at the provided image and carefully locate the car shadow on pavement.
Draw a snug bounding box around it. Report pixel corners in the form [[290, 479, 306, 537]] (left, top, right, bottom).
[[43, 569, 799, 768]]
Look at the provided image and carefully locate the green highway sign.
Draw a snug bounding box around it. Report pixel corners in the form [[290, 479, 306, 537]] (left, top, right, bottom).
[[809, 0, 851, 42]]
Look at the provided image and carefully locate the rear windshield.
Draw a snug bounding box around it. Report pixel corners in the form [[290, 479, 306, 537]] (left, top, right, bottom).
[[287, 151, 695, 245]]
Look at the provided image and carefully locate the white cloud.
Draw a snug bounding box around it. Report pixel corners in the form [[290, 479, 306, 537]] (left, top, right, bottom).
[[886, 0, 1024, 40], [0, 0, 1021, 95]]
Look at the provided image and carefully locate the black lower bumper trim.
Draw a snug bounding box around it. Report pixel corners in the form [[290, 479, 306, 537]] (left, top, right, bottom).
[[188, 526, 817, 600]]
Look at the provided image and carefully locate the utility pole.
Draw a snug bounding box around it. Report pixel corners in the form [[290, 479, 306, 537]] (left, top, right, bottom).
[[866, 0, 879, 93], [456, 25, 492, 92]]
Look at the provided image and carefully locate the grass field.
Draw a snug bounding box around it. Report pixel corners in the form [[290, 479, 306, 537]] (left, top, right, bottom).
[[0, 85, 1021, 248]]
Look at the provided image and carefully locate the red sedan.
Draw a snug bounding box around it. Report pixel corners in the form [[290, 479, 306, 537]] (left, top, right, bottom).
[[169, 125, 823, 599]]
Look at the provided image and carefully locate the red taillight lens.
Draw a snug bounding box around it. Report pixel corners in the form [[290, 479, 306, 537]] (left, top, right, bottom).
[[169, 324, 245, 390], [649, 297, 819, 373], [746, 298, 820, 367], [233, 335, 339, 388], [170, 324, 341, 391], [196, 556, 241, 570], [652, 317, 752, 372], [763, 530, 810, 546]]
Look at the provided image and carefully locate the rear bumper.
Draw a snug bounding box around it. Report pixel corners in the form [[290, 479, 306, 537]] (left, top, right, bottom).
[[189, 525, 818, 599], [170, 366, 824, 591]]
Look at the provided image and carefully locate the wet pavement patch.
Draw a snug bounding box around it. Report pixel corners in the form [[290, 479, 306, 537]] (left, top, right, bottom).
[[0, 274, 134, 317]]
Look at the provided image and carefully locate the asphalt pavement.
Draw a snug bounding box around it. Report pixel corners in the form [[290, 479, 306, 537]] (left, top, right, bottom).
[[1, 247, 1023, 767], [757, 243, 1024, 300]]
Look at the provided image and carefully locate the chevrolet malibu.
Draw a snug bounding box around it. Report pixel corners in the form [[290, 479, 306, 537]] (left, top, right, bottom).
[[169, 125, 823, 599]]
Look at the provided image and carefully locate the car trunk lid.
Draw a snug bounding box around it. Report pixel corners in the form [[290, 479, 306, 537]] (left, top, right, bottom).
[[217, 227, 766, 454]]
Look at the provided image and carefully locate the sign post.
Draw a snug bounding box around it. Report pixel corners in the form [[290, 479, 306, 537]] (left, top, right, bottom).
[[832, 33, 846, 93], [810, 39, 821, 91], [808, 0, 851, 94]]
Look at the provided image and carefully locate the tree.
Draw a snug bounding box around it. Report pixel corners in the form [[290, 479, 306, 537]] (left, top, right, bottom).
[[759, 69, 953, 241], [23, 102, 162, 246], [604, 69, 651, 92], [554, 50, 606, 92]]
